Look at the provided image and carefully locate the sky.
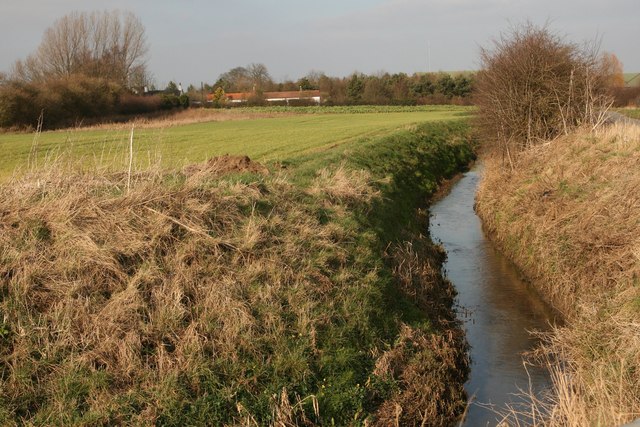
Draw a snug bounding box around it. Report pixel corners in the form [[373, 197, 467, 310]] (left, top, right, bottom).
[[1, 0, 638, 87]]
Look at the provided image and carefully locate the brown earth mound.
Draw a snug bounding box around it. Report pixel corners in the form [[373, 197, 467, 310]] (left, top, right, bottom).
[[183, 155, 269, 177]]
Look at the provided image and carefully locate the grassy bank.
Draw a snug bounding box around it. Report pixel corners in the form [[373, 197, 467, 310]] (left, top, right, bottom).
[[0, 121, 474, 425], [476, 124, 640, 425]]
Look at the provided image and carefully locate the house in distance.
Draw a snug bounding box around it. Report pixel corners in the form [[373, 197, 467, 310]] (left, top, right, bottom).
[[207, 89, 321, 105]]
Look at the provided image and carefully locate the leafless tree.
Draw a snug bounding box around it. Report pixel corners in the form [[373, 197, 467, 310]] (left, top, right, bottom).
[[246, 63, 273, 91], [12, 10, 148, 87], [599, 52, 625, 88], [217, 64, 274, 92], [217, 66, 251, 92], [475, 23, 613, 166]]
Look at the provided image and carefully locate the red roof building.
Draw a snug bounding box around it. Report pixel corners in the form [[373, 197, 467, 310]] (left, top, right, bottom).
[[207, 90, 321, 104]]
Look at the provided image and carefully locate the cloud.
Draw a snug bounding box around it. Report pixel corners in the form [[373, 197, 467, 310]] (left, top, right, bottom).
[[1, 0, 638, 84]]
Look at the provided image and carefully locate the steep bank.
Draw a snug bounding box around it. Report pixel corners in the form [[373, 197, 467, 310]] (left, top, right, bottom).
[[0, 121, 474, 425], [476, 124, 640, 425]]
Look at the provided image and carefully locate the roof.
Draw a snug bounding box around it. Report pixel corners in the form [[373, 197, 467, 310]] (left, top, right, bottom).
[[206, 90, 321, 102], [264, 90, 320, 99]]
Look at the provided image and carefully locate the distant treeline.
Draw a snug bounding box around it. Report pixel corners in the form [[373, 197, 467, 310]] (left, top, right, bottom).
[[191, 67, 475, 107], [0, 70, 474, 130]]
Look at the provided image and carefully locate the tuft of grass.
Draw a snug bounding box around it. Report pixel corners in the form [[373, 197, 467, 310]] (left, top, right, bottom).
[[0, 120, 474, 425], [477, 123, 640, 425]]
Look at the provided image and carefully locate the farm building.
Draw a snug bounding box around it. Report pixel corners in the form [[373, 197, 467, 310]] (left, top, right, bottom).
[[207, 90, 321, 104]]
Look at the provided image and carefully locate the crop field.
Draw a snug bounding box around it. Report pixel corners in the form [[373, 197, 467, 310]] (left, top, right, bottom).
[[0, 105, 472, 180], [624, 73, 640, 87], [615, 107, 640, 120]]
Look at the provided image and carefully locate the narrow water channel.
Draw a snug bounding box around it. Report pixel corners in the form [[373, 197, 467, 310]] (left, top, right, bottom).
[[429, 167, 556, 426]]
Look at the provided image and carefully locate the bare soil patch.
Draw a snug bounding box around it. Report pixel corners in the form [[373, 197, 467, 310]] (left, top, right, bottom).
[[183, 155, 270, 177]]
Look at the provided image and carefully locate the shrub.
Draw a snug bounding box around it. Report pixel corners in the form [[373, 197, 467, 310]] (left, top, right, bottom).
[[0, 80, 40, 128], [117, 93, 163, 115], [474, 23, 613, 164], [611, 87, 640, 107], [36, 75, 121, 126], [0, 75, 122, 129], [178, 94, 190, 109], [159, 94, 181, 110]]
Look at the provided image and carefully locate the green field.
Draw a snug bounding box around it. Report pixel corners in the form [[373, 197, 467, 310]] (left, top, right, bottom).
[[0, 106, 472, 180], [624, 73, 640, 87], [615, 107, 640, 120]]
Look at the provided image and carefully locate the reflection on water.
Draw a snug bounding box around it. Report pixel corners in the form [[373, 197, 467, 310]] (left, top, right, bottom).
[[430, 167, 556, 426]]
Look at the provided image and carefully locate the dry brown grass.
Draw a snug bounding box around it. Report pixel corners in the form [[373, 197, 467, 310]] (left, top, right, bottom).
[[0, 159, 360, 424], [476, 123, 640, 425], [81, 108, 294, 131], [371, 240, 469, 427], [0, 149, 470, 424]]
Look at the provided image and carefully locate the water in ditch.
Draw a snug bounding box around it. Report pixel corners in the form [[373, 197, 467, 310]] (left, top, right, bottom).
[[429, 167, 557, 426]]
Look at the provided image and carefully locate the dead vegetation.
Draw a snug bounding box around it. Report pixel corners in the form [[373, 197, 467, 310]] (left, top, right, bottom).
[[182, 154, 270, 177], [476, 123, 640, 425], [68, 108, 294, 132], [372, 241, 469, 427], [0, 129, 472, 425], [475, 23, 614, 165]]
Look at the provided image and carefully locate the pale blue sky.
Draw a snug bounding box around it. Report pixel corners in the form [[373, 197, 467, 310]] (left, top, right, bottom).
[[1, 0, 638, 87]]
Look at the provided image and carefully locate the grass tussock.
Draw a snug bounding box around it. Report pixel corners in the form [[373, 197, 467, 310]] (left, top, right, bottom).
[[476, 123, 640, 425], [0, 120, 475, 425]]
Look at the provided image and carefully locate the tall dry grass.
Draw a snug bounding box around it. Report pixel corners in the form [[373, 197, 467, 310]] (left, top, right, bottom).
[[75, 108, 294, 132], [477, 123, 640, 425], [0, 149, 470, 424], [0, 159, 352, 423]]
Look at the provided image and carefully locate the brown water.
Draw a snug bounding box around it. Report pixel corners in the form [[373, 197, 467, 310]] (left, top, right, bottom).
[[430, 167, 556, 426]]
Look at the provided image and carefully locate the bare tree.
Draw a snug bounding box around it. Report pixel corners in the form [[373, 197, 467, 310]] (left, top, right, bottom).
[[599, 52, 625, 88], [475, 23, 613, 166], [246, 63, 273, 91], [11, 10, 148, 87], [217, 66, 251, 92], [217, 64, 274, 92]]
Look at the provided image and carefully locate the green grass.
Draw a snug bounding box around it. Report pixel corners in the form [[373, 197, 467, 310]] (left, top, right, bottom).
[[0, 106, 471, 180], [624, 73, 640, 87], [615, 107, 640, 120]]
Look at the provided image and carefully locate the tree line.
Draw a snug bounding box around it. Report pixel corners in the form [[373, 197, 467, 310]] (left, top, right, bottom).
[[12, 10, 149, 88], [188, 65, 474, 106]]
